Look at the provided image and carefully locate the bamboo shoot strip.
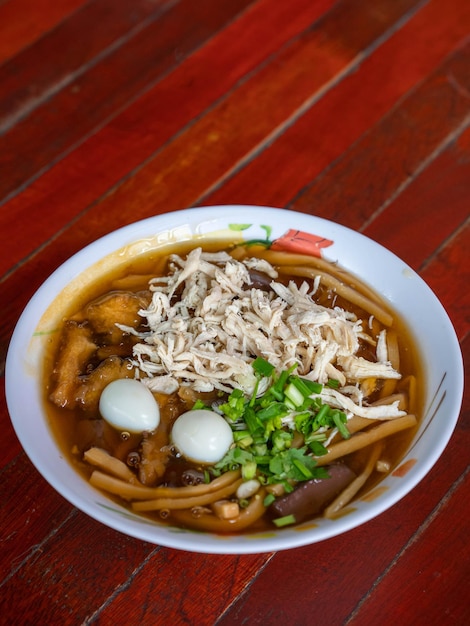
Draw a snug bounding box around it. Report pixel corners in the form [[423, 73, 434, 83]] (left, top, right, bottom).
[[327, 397, 407, 445], [84, 447, 139, 483], [277, 266, 393, 326], [315, 414, 417, 466], [169, 489, 267, 533], [132, 479, 244, 511], [89, 468, 241, 500], [380, 330, 400, 397], [324, 442, 383, 518], [256, 248, 385, 304]]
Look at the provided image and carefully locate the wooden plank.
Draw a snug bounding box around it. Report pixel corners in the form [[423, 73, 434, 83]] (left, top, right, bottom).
[[420, 221, 470, 340], [0, 0, 175, 130], [0, 0, 336, 277], [288, 44, 470, 233], [79, 0, 419, 225], [364, 124, 470, 271], [0, 508, 157, 622], [0, 455, 74, 580], [0, 0, 87, 64], [85, 550, 273, 625], [203, 0, 470, 211], [0, 0, 256, 201], [348, 470, 470, 625]]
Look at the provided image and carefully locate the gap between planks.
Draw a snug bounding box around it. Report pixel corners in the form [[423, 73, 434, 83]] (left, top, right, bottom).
[[193, 0, 429, 209], [343, 465, 470, 624], [0, 0, 180, 134]]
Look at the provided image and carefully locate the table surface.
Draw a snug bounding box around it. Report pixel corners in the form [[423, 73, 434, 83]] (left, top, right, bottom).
[[1, 1, 469, 624]]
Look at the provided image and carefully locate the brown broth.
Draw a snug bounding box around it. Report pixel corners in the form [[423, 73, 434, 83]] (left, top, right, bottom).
[[42, 240, 424, 532]]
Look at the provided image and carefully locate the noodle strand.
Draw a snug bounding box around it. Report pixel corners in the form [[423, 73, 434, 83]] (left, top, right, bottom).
[[315, 414, 417, 466], [323, 442, 383, 518]]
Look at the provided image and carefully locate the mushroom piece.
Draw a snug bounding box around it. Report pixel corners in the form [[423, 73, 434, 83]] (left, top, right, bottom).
[[269, 464, 356, 523]]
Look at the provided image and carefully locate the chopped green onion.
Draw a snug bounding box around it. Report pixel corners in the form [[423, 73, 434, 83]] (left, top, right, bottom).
[[284, 382, 305, 407], [219, 388, 245, 420], [254, 455, 272, 465], [257, 402, 289, 421], [289, 376, 321, 398], [207, 361, 354, 493], [242, 461, 257, 480], [308, 440, 328, 456], [192, 399, 209, 410], [252, 357, 275, 377], [263, 493, 276, 507], [315, 403, 330, 423], [332, 410, 350, 439], [302, 378, 323, 394], [244, 406, 264, 434], [272, 430, 293, 452], [273, 514, 296, 527], [232, 429, 248, 440], [292, 458, 314, 479]]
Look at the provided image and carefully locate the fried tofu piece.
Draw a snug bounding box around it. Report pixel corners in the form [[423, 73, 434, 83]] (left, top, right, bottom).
[[75, 356, 134, 413], [49, 321, 97, 409], [138, 393, 182, 486], [80, 291, 150, 344]]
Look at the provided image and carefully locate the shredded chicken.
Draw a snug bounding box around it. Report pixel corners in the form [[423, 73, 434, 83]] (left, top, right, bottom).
[[125, 248, 403, 422]]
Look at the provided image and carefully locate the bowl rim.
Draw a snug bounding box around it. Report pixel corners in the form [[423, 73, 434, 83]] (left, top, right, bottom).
[[5, 205, 464, 554]]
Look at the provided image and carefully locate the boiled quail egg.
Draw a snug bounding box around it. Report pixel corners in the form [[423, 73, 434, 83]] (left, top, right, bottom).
[[99, 378, 160, 434], [171, 409, 233, 464]]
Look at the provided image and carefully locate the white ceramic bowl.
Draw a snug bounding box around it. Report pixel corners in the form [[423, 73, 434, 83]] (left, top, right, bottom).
[[5, 206, 464, 554]]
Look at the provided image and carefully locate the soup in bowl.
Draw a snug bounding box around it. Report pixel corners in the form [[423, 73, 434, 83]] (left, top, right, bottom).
[[5, 206, 463, 554]]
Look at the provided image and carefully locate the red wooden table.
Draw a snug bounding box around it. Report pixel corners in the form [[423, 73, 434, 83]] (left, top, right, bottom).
[[1, 1, 469, 623]]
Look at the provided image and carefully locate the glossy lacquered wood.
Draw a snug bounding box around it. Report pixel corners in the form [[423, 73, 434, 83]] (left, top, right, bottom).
[[1, 0, 468, 623]]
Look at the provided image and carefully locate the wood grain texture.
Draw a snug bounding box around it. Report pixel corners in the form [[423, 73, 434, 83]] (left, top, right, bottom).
[[91, 551, 274, 625], [0, 0, 335, 277], [364, 124, 470, 271], [289, 43, 470, 231], [0, 0, 176, 131], [0, 0, 255, 201], [420, 221, 470, 339], [348, 471, 470, 625], [0, 0, 87, 63], [0, 0, 418, 265], [0, 455, 74, 581], [1, 510, 156, 622], [0, 0, 468, 622], [204, 0, 470, 210], [83, 0, 420, 222]]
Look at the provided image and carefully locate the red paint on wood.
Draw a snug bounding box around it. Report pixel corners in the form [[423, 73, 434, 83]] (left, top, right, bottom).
[[364, 124, 470, 271], [289, 43, 470, 232], [203, 0, 470, 212], [0, 456, 74, 580], [0, 0, 334, 275], [1, 510, 155, 622], [0, 0, 256, 200], [421, 222, 470, 340], [348, 472, 470, 625], [0, 0, 175, 129], [84, 0, 418, 223], [0, 0, 87, 63], [95, 550, 273, 625]]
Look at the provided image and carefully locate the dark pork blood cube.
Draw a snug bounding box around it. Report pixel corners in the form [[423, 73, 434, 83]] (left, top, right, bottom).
[[270, 464, 356, 523]]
